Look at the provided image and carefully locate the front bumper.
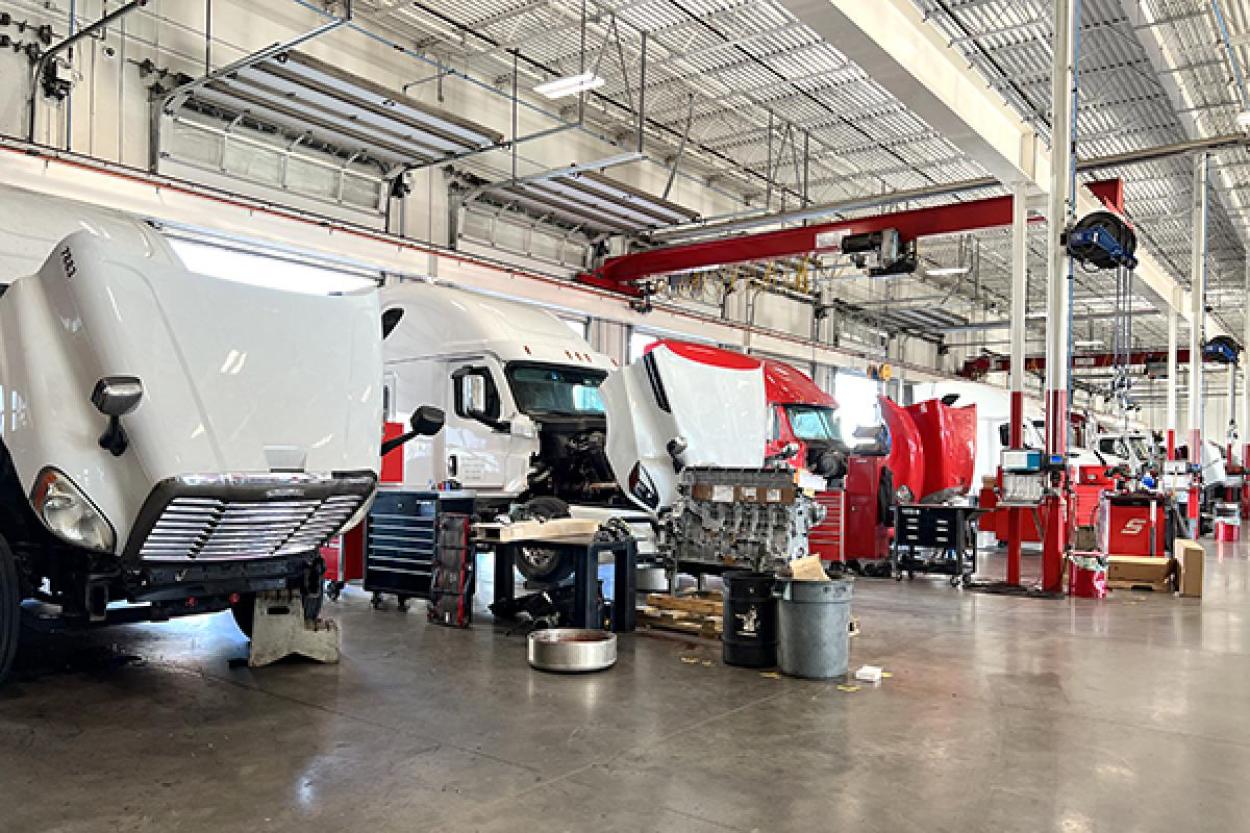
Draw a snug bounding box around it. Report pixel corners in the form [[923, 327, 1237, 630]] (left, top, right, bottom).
[[122, 471, 377, 569]]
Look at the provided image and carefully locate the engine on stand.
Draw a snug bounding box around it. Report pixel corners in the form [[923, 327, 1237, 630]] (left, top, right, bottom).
[[663, 467, 825, 572]]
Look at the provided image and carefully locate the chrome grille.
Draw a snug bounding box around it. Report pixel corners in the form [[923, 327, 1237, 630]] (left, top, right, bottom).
[[138, 493, 364, 561]]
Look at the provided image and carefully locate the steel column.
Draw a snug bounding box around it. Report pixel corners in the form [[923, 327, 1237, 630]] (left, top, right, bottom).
[[1189, 153, 1209, 537], [1244, 256, 1250, 517], [1042, 0, 1077, 594], [1167, 305, 1179, 460], [1007, 181, 1028, 586]]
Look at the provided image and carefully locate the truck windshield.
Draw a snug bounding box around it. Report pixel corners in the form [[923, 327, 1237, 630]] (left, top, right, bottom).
[[1128, 436, 1156, 461], [785, 405, 839, 441], [506, 364, 607, 416]]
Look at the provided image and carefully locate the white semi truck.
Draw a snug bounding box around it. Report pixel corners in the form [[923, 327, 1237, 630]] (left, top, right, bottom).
[[381, 280, 659, 581], [0, 190, 436, 683], [381, 282, 817, 577]]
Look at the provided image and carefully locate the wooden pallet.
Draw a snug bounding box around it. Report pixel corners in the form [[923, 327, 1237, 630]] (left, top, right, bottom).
[[638, 591, 724, 638]]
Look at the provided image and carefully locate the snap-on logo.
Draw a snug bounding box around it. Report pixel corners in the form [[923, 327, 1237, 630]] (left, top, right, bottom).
[[1120, 519, 1147, 536], [60, 246, 77, 279], [266, 487, 305, 499]]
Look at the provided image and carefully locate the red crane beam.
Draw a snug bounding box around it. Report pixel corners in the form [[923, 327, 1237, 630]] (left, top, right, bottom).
[[959, 348, 1192, 379], [579, 179, 1128, 295]]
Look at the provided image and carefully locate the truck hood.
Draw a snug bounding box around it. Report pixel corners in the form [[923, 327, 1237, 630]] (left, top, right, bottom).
[[0, 232, 382, 546], [601, 342, 767, 514]]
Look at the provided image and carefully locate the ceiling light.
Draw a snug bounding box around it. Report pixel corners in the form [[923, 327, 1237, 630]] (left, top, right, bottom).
[[534, 72, 605, 99], [1074, 339, 1104, 348], [925, 266, 970, 277]]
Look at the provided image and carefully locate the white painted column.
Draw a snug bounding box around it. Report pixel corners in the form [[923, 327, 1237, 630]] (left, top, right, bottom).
[[1009, 180, 1028, 445], [1167, 305, 1179, 459], [1188, 152, 1209, 536], [1243, 257, 1250, 466], [1189, 154, 1208, 458], [1041, 0, 1077, 593]]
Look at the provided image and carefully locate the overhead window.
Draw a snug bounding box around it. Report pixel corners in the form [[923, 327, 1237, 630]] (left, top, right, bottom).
[[168, 238, 378, 295]]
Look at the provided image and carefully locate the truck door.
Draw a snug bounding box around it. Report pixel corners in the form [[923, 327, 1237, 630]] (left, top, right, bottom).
[[446, 361, 511, 492]]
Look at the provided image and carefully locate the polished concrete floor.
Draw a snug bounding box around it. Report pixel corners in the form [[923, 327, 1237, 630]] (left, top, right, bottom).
[[2, 540, 1248, 833]]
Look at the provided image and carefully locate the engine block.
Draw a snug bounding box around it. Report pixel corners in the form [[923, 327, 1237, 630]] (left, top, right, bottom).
[[665, 467, 824, 570]]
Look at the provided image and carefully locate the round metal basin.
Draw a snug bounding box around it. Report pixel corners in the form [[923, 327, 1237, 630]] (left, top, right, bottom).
[[527, 628, 617, 673]]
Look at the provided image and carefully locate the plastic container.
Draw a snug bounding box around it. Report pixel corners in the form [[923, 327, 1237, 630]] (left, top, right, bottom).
[[775, 578, 853, 679], [1070, 555, 1110, 600], [721, 571, 778, 668]]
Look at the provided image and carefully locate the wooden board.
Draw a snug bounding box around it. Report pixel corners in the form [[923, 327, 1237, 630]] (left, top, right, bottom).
[[638, 591, 724, 638], [644, 593, 722, 616], [474, 518, 601, 543]]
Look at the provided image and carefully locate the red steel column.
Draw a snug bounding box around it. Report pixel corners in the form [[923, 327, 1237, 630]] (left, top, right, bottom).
[[1006, 181, 1028, 586], [1188, 153, 1209, 538], [1042, 0, 1077, 593]]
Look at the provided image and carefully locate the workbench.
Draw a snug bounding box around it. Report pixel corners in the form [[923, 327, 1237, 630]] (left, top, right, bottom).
[[491, 533, 637, 633]]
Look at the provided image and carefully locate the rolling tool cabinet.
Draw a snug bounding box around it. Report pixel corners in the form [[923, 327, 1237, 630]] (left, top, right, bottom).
[[891, 503, 982, 586], [364, 490, 476, 611]]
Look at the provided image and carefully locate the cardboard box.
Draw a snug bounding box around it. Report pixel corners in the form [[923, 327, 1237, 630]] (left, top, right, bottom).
[[1174, 538, 1205, 598], [1106, 555, 1174, 591]]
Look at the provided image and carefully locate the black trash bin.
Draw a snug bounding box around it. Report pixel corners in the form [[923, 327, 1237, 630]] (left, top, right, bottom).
[[722, 571, 778, 668]]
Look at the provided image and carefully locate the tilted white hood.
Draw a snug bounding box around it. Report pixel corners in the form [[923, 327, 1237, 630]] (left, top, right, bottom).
[[601, 343, 767, 515], [0, 231, 382, 547]]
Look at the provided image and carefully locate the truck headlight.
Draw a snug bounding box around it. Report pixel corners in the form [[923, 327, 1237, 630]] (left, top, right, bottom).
[[31, 468, 116, 553]]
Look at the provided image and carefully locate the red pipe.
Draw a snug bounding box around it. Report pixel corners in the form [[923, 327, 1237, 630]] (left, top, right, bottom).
[[1042, 387, 1069, 593], [1006, 390, 1024, 586], [1189, 427, 1203, 537]]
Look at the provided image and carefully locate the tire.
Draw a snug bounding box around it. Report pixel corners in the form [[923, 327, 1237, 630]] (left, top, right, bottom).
[[232, 558, 324, 638], [516, 497, 575, 583], [0, 536, 20, 685], [231, 593, 256, 639]]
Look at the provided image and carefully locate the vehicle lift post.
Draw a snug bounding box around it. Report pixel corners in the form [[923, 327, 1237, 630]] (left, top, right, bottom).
[[1041, 0, 1078, 594], [1006, 181, 1029, 586]]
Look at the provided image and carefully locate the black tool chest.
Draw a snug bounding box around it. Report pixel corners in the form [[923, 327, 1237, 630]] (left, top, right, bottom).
[[364, 490, 475, 611]]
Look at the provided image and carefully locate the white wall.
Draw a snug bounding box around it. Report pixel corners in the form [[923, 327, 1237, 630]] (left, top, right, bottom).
[[0, 0, 962, 388]]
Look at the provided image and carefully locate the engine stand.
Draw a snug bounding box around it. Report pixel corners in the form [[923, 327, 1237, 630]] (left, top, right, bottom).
[[248, 590, 341, 668]]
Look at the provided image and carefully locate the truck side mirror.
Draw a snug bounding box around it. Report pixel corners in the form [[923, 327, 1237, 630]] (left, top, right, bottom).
[[381, 405, 445, 457], [460, 373, 488, 418], [92, 376, 143, 417], [451, 365, 508, 432], [91, 376, 142, 457], [410, 405, 444, 437]]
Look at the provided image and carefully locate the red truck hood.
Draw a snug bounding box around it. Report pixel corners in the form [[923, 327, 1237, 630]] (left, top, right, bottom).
[[881, 396, 977, 502]]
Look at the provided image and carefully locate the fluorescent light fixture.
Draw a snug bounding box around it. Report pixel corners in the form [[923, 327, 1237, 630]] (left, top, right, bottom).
[[534, 72, 605, 99], [1074, 339, 1104, 348], [925, 266, 970, 277]]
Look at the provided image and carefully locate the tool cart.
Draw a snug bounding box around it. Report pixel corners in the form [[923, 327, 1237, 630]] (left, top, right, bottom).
[[891, 503, 983, 586], [364, 489, 476, 611]]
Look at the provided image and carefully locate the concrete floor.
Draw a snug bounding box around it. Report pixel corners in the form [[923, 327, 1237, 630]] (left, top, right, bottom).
[[2, 541, 1248, 833]]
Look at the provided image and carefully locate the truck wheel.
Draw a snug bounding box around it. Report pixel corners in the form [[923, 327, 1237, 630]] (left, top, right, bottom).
[[0, 536, 19, 685], [231, 593, 256, 639], [516, 497, 575, 583]]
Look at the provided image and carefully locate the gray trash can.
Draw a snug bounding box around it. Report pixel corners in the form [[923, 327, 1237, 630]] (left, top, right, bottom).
[[775, 578, 853, 679]]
